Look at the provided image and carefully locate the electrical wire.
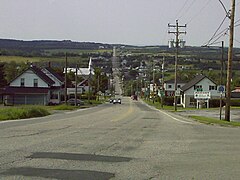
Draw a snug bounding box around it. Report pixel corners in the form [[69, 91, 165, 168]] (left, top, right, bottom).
[[218, 0, 230, 17], [206, 15, 240, 46], [225, 33, 240, 44], [207, 29, 228, 46], [204, 15, 228, 46], [178, 0, 197, 20], [174, 0, 190, 20], [186, 0, 212, 25]]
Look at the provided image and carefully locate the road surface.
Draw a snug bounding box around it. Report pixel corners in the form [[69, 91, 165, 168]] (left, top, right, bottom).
[[1, 98, 240, 179]]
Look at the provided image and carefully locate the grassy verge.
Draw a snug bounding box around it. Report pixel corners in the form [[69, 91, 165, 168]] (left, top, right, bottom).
[[48, 100, 104, 111], [0, 100, 104, 121], [50, 104, 80, 111], [190, 116, 240, 127], [0, 106, 50, 121], [143, 99, 240, 127], [143, 99, 195, 111]]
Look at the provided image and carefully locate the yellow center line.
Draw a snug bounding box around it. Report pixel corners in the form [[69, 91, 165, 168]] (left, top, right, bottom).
[[111, 99, 134, 122]]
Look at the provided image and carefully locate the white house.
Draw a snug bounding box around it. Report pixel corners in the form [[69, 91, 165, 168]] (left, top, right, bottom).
[[67, 79, 91, 96], [164, 79, 186, 97], [65, 57, 94, 77], [3, 66, 64, 105], [180, 74, 223, 108]]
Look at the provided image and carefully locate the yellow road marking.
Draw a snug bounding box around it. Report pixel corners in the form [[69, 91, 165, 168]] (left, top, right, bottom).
[[111, 100, 134, 122]]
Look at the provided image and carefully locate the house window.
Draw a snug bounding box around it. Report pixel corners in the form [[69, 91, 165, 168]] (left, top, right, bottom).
[[177, 85, 181, 88], [33, 79, 38, 87], [209, 85, 217, 90], [194, 85, 202, 90], [168, 85, 172, 89], [20, 78, 25, 87]]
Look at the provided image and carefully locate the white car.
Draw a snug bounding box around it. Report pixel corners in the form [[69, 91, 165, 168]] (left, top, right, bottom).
[[113, 98, 121, 104]]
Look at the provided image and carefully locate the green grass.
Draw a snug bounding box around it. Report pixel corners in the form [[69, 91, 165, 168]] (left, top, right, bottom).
[[190, 116, 240, 127], [48, 100, 104, 111], [50, 104, 79, 111], [0, 106, 50, 121], [143, 99, 195, 111], [0, 55, 88, 64], [45, 49, 112, 54]]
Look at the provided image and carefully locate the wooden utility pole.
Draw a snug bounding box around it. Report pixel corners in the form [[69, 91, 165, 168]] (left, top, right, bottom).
[[225, 0, 236, 121], [88, 67, 92, 103], [152, 60, 155, 103], [75, 64, 78, 106], [161, 56, 165, 108], [220, 41, 224, 120], [168, 20, 186, 111], [64, 52, 68, 104]]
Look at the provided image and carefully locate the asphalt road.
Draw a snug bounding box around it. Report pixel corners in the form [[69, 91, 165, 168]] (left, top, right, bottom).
[[1, 98, 240, 179]]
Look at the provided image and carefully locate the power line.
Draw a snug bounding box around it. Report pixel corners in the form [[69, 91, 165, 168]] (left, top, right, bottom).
[[174, 0, 190, 20], [187, 0, 212, 24], [203, 15, 228, 46], [178, 0, 197, 20], [225, 33, 240, 44], [203, 17, 240, 46], [218, 0, 230, 17]]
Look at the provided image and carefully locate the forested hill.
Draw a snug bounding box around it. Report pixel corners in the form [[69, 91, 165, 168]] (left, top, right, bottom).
[[0, 39, 112, 50]]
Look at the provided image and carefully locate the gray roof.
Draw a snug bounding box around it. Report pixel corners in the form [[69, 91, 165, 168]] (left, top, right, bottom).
[[165, 79, 187, 84], [31, 66, 55, 85], [44, 67, 64, 82], [180, 74, 216, 92]]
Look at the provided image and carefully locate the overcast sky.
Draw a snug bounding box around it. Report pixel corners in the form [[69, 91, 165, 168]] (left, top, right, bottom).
[[0, 0, 239, 47]]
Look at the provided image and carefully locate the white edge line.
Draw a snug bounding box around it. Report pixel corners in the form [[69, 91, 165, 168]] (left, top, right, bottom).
[[142, 101, 193, 124]]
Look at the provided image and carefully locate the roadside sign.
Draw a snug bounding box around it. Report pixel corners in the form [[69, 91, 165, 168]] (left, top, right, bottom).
[[158, 90, 165, 97], [175, 90, 181, 96], [218, 86, 225, 93], [194, 91, 211, 99]]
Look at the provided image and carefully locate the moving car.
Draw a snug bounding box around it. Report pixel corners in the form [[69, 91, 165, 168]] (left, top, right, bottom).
[[113, 98, 121, 104]]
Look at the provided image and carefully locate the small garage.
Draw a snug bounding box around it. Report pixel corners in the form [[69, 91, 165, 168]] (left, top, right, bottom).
[[3, 87, 49, 106]]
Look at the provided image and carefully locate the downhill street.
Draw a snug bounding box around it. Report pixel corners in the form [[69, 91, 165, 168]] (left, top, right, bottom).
[[1, 98, 240, 179]]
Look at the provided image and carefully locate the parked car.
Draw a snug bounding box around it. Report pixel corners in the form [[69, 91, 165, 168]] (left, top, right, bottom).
[[113, 98, 121, 104], [67, 98, 84, 106], [109, 98, 113, 103]]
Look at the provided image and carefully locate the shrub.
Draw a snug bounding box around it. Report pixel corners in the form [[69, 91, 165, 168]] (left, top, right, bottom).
[[209, 99, 226, 108], [163, 97, 174, 106], [209, 99, 240, 107], [0, 107, 50, 121], [231, 99, 240, 106], [52, 104, 77, 110]]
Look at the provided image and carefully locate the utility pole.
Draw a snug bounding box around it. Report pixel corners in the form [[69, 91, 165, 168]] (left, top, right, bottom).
[[97, 73, 100, 101], [220, 41, 224, 120], [88, 67, 92, 104], [152, 60, 155, 103], [75, 64, 78, 106], [168, 20, 186, 111], [161, 56, 165, 108], [225, 0, 236, 121], [64, 52, 68, 104]]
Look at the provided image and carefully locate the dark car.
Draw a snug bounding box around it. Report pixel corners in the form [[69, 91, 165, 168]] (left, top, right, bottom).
[[131, 95, 138, 100], [67, 98, 84, 106]]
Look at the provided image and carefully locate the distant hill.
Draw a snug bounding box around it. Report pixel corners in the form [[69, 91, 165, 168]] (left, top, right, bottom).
[[0, 39, 113, 50]]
